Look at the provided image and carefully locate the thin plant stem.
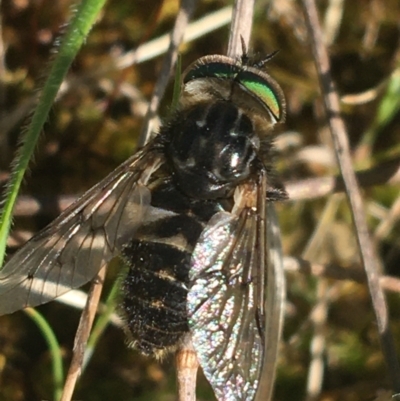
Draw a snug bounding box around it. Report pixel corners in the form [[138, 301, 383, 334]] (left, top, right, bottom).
[[60, 266, 107, 401], [301, 0, 400, 392], [24, 308, 64, 401]]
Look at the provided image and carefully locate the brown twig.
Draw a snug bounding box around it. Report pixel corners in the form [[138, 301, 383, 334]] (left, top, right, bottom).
[[176, 335, 199, 401], [226, 0, 254, 58], [59, 265, 107, 401], [300, 0, 400, 392]]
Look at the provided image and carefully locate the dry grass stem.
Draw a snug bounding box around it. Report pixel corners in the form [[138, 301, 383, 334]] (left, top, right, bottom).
[[116, 6, 232, 69], [374, 195, 400, 241], [59, 266, 107, 401], [322, 0, 344, 45], [227, 0, 254, 58], [305, 279, 329, 401], [176, 336, 199, 401], [301, 0, 400, 391]]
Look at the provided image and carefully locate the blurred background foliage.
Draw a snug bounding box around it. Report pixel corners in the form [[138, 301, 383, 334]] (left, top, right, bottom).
[[1, 0, 400, 400]]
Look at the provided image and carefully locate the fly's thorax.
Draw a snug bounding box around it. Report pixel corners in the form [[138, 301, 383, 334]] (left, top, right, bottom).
[[165, 101, 260, 200]]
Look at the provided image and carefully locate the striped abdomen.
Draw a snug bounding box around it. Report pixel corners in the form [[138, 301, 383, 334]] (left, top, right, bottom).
[[121, 178, 222, 357]]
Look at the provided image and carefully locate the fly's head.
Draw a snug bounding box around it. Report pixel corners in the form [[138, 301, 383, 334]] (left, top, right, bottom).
[[164, 54, 286, 200]]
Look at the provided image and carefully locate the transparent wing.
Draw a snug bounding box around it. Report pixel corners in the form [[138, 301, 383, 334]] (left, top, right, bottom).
[[0, 142, 164, 315], [254, 203, 286, 401], [187, 176, 271, 401]]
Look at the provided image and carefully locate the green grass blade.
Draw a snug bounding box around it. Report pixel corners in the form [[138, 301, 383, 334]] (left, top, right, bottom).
[[0, 0, 107, 267], [171, 54, 182, 110], [359, 68, 400, 152], [24, 308, 64, 401]]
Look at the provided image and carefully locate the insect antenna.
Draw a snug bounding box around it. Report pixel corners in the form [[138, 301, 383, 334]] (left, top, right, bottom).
[[255, 50, 280, 69], [240, 35, 250, 64]]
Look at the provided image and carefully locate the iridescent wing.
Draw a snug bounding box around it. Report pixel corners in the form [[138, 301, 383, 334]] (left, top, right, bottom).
[[0, 141, 164, 316], [188, 171, 285, 401], [255, 203, 285, 401]]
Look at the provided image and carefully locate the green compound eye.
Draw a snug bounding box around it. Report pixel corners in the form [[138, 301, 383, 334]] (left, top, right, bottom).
[[237, 70, 282, 121], [183, 61, 241, 82]]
